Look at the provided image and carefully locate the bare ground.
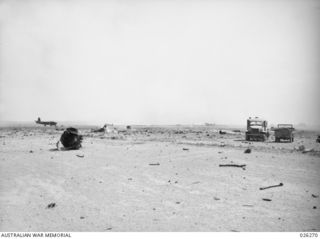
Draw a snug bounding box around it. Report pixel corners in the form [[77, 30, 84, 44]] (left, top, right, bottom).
[[0, 125, 319, 231]]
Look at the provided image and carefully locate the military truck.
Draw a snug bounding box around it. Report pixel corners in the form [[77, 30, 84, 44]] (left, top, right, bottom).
[[274, 124, 294, 142], [245, 117, 269, 141]]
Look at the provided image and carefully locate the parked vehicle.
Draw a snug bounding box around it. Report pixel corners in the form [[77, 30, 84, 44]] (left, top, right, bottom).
[[274, 124, 294, 142], [245, 117, 269, 141]]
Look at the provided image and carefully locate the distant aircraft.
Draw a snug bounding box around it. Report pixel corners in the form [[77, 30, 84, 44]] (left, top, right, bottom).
[[91, 124, 107, 133], [35, 117, 57, 126]]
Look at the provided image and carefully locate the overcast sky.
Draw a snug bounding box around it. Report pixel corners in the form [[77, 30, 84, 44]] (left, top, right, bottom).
[[0, 0, 319, 126]]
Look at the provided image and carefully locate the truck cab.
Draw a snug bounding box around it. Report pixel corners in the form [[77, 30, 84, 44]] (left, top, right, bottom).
[[245, 117, 269, 141]]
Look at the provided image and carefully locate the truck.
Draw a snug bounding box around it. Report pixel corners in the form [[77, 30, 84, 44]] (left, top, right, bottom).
[[245, 117, 269, 141], [274, 124, 294, 142]]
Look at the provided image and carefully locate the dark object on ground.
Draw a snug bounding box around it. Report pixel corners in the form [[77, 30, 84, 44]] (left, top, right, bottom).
[[80, 216, 85, 219], [316, 136, 320, 143], [312, 194, 319, 198], [46, 203, 56, 209], [245, 117, 269, 141], [126, 125, 131, 130], [219, 164, 246, 170], [183, 148, 189, 151], [313, 206, 317, 209], [105, 227, 112, 231], [29, 150, 33, 153], [149, 163, 160, 166], [262, 198, 272, 201], [259, 183, 283, 190], [59, 128, 83, 150], [244, 148, 251, 153], [76, 154, 84, 158], [274, 124, 294, 143], [219, 130, 226, 135]]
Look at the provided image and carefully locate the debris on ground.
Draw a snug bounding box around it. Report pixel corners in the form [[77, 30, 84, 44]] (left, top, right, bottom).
[[105, 227, 112, 231], [262, 198, 272, 201], [29, 150, 33, 153], [219, 164, 246, 170], [219, 130, 226, 135], [149, 163, 160, 166], [214, 197, 220, 201], [126, 125, 131, 130], [302, 148, 314, 154], [80, 216, 85, 219], [259, 183, 283, 190], [244, 148, 251, 154], [76, 154, 84, 158], [182, 148, 189, 151], [316, 136, 320, 143], [57, 128, 83, 150], [312, 194, 319, 198], [295, 145, 305, 151], [46, 203, 56, 209], [313, 206, 317, 209]]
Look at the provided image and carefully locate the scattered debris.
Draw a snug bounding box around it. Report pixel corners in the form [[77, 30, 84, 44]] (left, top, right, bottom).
[[182, 148, 189, 151], [149, 163, 160, 166], [219, 164, 246, 170], [76, 154, 84, 158], [46, 203, 56, 209], [244, 148, 251, 154], [259, 183, 283, 190], [312, 194, 319, 198], [262, 198, 272, 202]]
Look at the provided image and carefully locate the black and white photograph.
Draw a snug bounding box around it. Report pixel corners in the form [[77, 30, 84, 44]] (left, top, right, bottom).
[[0, 0, 320, 235]]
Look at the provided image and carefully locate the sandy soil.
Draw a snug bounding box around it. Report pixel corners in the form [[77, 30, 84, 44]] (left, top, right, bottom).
[[0, 125, 320, 232]]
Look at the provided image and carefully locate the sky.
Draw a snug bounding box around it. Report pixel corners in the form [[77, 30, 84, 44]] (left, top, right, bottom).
[[0, 0, 319, 126]]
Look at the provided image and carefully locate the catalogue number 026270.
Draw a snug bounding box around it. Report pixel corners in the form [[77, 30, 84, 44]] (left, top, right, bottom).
[[300, 233, 318, 238]]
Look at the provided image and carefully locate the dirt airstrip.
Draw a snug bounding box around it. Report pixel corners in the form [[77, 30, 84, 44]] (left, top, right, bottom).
[[0, 125, 319, 231]]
